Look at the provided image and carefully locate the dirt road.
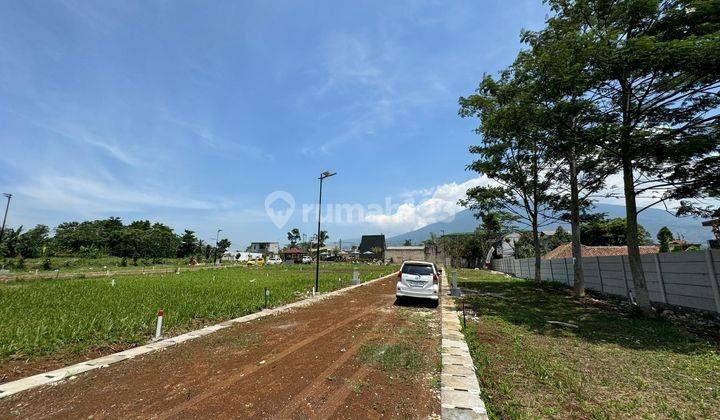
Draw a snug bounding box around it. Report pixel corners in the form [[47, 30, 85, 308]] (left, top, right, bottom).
[[0, 276, 440, 419]]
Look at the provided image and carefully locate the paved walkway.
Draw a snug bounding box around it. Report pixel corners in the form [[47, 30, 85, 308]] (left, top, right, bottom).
[[440, 270, 489, 419]]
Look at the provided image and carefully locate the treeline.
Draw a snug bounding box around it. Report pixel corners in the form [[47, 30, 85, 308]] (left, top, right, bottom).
[[0, 217, 231, 263], [433, 213, 655, 266], [459, 0, 719, 313]]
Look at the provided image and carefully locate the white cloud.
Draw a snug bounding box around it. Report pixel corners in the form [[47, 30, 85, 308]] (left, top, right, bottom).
[[16, 175, 215, 215], [365, 176, 495, 233], [48, 121, 142, 167]]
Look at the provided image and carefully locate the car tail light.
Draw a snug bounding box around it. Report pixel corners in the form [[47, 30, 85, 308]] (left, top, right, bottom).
[[433, 273, 438, 284], [397, 271, 402, 279]]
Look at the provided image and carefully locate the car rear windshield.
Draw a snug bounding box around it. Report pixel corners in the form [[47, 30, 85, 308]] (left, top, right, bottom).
[[402, 264, 434, 276]]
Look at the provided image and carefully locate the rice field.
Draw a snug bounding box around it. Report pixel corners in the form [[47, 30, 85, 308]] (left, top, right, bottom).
[[0, 263, 397, 364]]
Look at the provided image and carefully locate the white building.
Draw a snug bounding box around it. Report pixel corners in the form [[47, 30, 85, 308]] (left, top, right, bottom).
[[497, 232, 522, 258], [248, 242, 280, 256]]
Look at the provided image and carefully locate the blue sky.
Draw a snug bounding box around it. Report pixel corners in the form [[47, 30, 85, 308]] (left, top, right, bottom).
[[0, 0, 550, 249]]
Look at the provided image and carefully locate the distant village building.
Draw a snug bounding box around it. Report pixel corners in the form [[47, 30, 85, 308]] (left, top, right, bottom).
[[496, 232, 522, 258], [279, 247, 306, 263], [358, 235, 386, 260], [385, 246, 426, 263], [248, 242, 279, 256]]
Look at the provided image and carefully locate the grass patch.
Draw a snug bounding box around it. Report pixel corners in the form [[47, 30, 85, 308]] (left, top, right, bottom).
[[458, 268, 720, 419], [359, 343, 425, 374], [0, 263, 397, 364], [346, 378, 371, 394]]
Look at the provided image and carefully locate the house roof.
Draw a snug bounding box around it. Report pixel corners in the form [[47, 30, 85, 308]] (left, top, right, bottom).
[[280, 247, 305, 254], [358, 235, 386, 253], [542, 243, 660, 259]]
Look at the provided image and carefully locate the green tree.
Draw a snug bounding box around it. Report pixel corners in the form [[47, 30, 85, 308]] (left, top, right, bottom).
[[146, 223, 180, 259], [513, 232, 536, 259], [657, 226, 674, 252], [0, 226, 23, 258], [517, 23, 616, 297], [287, 228, 301, 247], [546, 226, 572, 252], [216, 238, 231, 260], [15, 225, 50, 258], [403, 239, 412, 246], [178, 230, 198, 257], [546, 0, 720, 311], [460, 70, 555, 282], [581, 217, 651, 247], [314, 230, 329, 248]]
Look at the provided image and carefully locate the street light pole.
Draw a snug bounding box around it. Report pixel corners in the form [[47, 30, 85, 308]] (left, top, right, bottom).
[[315, 171, 336, 293], [0, 193, 12, 248]]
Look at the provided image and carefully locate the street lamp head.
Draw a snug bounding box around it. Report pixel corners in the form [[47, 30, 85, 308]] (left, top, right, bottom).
[[2, 193, 11, 199], [320, 171, 336, 179]]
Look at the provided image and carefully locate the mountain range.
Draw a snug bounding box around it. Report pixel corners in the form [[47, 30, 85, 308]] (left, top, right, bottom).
[[386, 203, 714, 246]]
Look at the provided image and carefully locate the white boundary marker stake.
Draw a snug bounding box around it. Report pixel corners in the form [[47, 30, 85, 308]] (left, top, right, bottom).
[[155, 309, 164, 339], [440, 268, 489, 419], [0, 271, 397, 399]]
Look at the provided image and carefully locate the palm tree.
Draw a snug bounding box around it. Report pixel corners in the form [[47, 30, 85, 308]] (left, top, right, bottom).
[[287, 228, 301, 247]]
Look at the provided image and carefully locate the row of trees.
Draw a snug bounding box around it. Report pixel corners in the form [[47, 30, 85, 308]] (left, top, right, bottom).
[[0, 217, 231, 263], [460, 0, 719, 313], [286, 228, 329, 249]]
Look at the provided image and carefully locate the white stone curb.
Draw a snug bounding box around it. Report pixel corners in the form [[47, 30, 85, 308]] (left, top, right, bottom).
[[0, 272, 396, 399], [440, 268, 488, 420]]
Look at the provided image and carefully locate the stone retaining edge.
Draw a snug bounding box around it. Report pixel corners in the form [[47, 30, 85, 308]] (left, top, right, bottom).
[[440, 268, 489, 420]]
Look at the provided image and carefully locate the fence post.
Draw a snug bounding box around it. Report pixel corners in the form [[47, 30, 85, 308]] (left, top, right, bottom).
[[621, 255, 630, 296], [563, 258, 570, 284], [654, 254, 667, 304], [704, 250, 720, 313], [549, 259, 554, 281], [596, 257, 604, 293]]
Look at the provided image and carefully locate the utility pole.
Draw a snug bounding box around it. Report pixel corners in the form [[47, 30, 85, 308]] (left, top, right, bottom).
[[0, 193, 12, 248], [315, 171, 336, 293]]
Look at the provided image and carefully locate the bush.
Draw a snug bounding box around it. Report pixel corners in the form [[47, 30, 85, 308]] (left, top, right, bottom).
[[15, 257, 25, 269], [41, 258, 52, 270], [119, 257, 128, 267]]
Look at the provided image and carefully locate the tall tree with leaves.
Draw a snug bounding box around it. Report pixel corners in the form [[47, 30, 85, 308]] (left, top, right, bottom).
[[287, 228, 301, 247], [178, 230, 198, 258], [460, 70, 555, 282], [545, 0, 720, 311], [518, 24, 615, 296]]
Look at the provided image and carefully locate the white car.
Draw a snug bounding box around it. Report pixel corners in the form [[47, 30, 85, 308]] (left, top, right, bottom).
[[301, 255, 312, 264], [396, 261, 440, 303], [266, 256, 282, 265]]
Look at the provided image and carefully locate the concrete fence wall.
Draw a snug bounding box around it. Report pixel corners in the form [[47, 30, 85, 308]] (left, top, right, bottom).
[[491, 249, 720, 314]]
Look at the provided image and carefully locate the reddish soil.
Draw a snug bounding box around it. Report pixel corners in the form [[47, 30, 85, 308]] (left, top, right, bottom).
[[0, 277, 440, 419]]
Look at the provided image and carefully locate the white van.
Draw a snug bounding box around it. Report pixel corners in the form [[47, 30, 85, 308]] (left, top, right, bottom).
[[396, 261, 440, 303]]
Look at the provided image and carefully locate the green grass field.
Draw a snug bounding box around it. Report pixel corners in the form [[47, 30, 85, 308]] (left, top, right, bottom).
[[0, 263, 397, 364], [1, 256, 190, 274], [457, 269, 720, 419]]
